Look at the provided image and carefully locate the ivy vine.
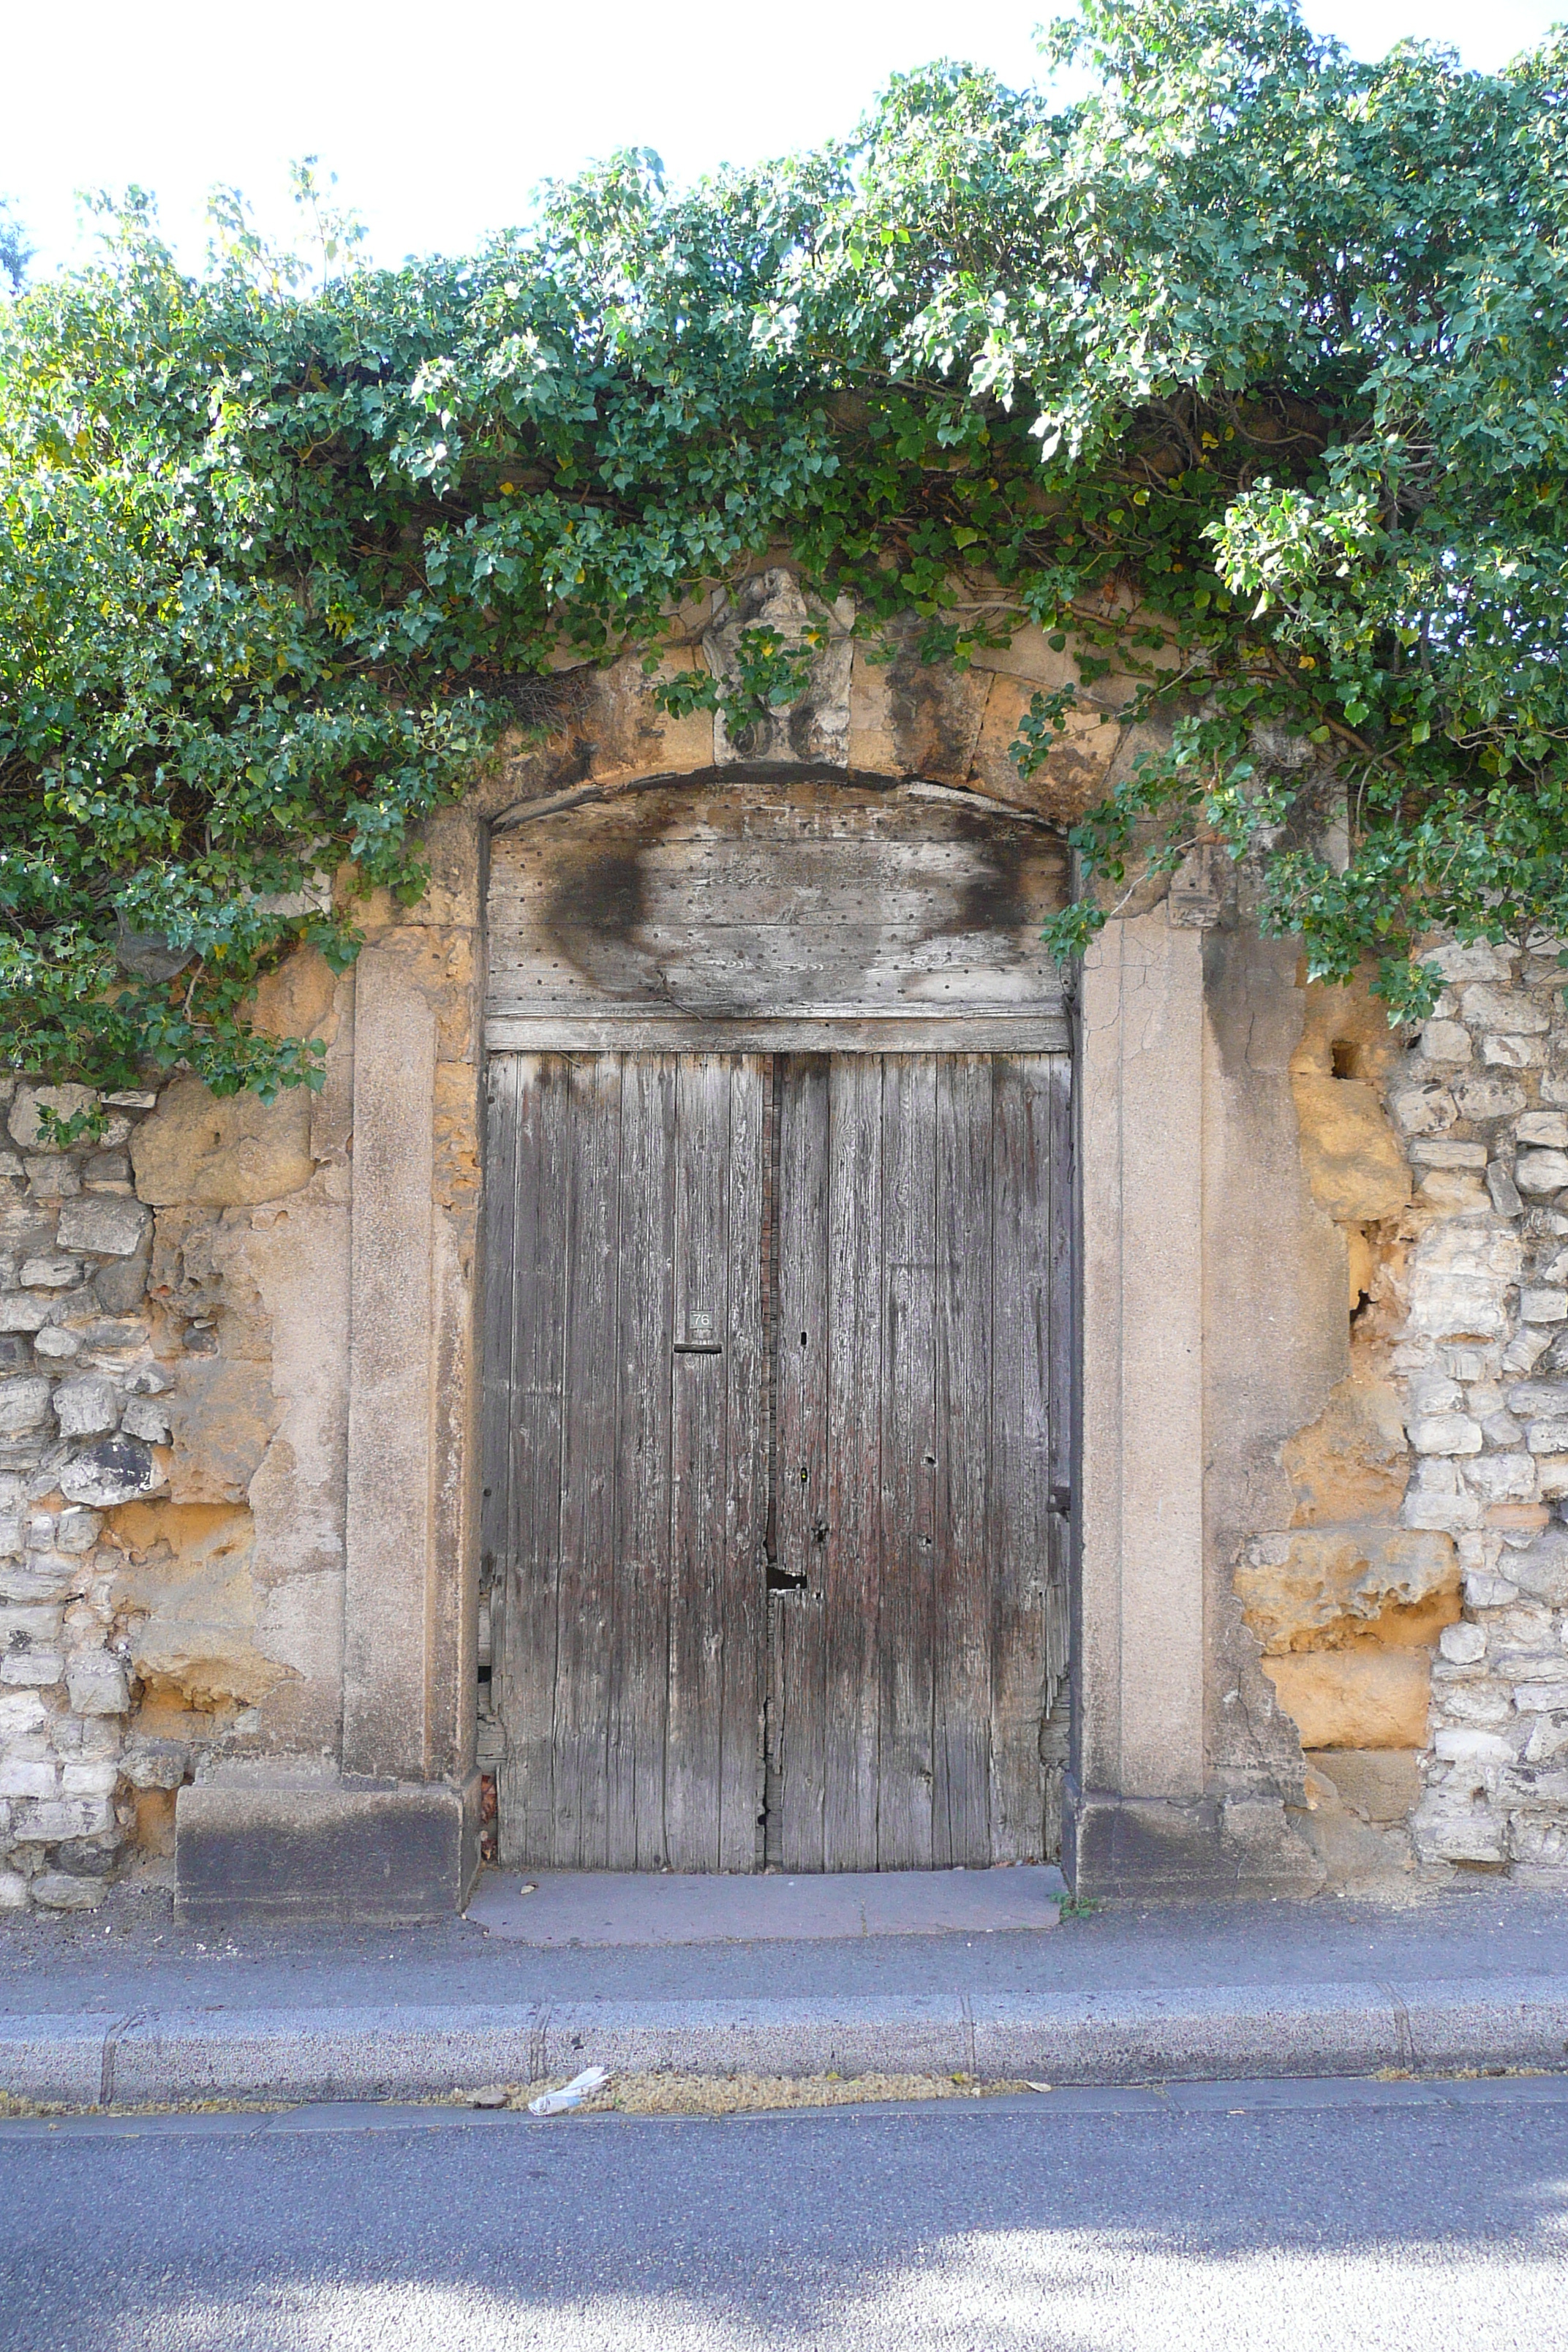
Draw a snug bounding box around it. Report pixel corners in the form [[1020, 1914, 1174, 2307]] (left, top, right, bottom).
[[3, 0, 1567, 1104]]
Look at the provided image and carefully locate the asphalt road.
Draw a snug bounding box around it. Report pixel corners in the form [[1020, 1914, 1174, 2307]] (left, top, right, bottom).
[[2, 2077, 1566, 2351]]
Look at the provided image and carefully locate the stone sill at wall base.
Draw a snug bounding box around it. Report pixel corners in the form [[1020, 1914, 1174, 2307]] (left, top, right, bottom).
[[1064, 1783, 1326, 1900], [173, 1776, 484, 1929]]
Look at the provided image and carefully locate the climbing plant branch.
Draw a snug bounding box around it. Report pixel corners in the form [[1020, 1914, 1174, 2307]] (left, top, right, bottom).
[[4, 3, 1568, 1096]]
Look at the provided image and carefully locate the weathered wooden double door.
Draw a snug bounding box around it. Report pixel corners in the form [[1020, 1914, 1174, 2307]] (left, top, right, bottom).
[[483, 1047, 1068, 1872]]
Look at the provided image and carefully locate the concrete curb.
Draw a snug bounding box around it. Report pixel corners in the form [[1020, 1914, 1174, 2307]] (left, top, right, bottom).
[[4, 1977, 1567, 2108]]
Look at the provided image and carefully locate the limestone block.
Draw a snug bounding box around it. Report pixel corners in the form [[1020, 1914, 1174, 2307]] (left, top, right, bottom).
[[1527, 1418, 1568, 1454], [131, 1078, 314, 1208], [1463, 1454, 1537, 1502], [1411, 1787, 1507, 1863], [1, 1650, 63, 1686], [61, 1759, 118, 1795], [0, 1376, 50, 1433], [1409, 1138, 1487, 1168], [1417, 1020, 1471, 1065], [1460, 984, 1548, 1032], [1517, 1150, 1568, 1194], [59, 1436, 163, 1507], [1522, 1288, 1568, 1323], [1432, 1725, 1515, 1761], [120, 1397, 171, 1444], [1487, 1162, 1526, 1217], [1263, 1649, 1432, 1748], [25, 1158, 79, 1197], [1453, 1074, 1528, 1121], [1482, 1034, 1546, 1068], [1440, 1621, 1488, 1664], [1416, 1170, 1488, 1213], [7, 1085, 97, 1153], [112, 1502, 286, 1711], [1422, 941, 1512, 983], [0, 1294, 60, 1334], [1387, 1084, 1456, 1137], [1280, 1371, 1409, 1523], [51, 1376, 120, 1439], [167, 1358, 280, 1506], [0, 1872, 27, 1910], [0, 1757, 56, 1799], [1406, 1219, 1523, 1341], [29, 1872, 106, 1910], [64, 1651, 128, 1716], [1513, 1679, 1568, 1711], [0, 1692, 45, 1737], [0, 1603, 62, 1648], [1519, 1112, 1568, 1148], [1292, 1077, 1410, 1223], [56, 1194, 151, 1259], [1408, 1413, 1482, 1455], [1485, 1533, 1568, 1608], [18, 1255, 78, 1288], [1235, 1526, 1458, 1653], [14, 1795, 115, 1839], [55, 1507, 102, 1554], [121, 1737, 190, 1790], [34, 1329, 80, 1360], [967, 676, 1119, 821], [1306, 1747, 1422, 1823]]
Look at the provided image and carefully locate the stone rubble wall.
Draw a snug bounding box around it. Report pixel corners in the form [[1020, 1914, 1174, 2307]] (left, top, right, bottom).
[[0, 951, 350, 1914], [1235, 939, 1568, 1891], [0, 1079, 171, 1912], [1391, 941, 1568, 1885]]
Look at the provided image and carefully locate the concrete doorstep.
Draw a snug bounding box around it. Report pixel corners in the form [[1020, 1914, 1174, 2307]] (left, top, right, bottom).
[[3, 1973, 1567, 2112]]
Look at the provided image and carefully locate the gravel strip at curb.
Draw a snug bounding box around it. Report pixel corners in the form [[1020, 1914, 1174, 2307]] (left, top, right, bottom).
[[3, 1976, 1567, 2109]]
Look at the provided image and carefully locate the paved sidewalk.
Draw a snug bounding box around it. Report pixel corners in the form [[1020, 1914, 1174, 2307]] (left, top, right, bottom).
[[1, 1874, 1565, 2108]]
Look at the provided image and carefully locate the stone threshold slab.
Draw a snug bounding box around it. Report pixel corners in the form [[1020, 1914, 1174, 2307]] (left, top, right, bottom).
[[464, 1866, 1067, 1947]]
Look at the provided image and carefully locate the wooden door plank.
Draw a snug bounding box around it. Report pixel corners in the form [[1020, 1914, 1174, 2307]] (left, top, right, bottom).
[[718, 1057, 767, 1871], [989, 1055, 1053, 1862], [479, 1055, 520, 1647], [608, 1055, 677, 1868], [498, 1055, 570, 1867], [773, 1055, 830, 1870], [552, 1055, 624, 1868], [932, 1055, 995, 1866], [823, 1055, 883, 1872], [666, 1055, 732, 1869], [875, 1055, 938, 1868], [1045, 1054, 1073, 1733]]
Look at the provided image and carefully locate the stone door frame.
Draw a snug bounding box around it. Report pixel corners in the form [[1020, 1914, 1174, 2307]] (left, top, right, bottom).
[[303, 745, 1237, 1913]]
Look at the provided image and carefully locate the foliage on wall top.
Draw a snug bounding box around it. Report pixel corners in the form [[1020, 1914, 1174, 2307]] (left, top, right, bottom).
[[3, 0, 1567, 1106]]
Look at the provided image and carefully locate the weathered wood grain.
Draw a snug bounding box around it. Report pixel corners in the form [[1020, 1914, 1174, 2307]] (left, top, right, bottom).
[[988, 1055, 1055, 1861], [875, 1055, 938, 1867], [720, 1058, 768, 1871], [486, 783, 1068, 1040], [552, 1055, 623, 1866], [823, 1056, 884, 1872], [489, 1036, 1070, 1876], [608, 1055, 677, 1867], [772, 1056, 831, 1871], [666, 1058, 736, 1867], [932, 1055, 995, 1866], [497, 1056, 570, 1868]]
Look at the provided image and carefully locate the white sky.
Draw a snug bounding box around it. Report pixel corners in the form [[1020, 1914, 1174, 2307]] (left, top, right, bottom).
[[3, 0, 1562, 276]]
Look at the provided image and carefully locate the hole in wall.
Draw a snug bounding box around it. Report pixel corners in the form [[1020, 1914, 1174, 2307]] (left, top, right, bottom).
[[1330, 1039, 1362, 1079]]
